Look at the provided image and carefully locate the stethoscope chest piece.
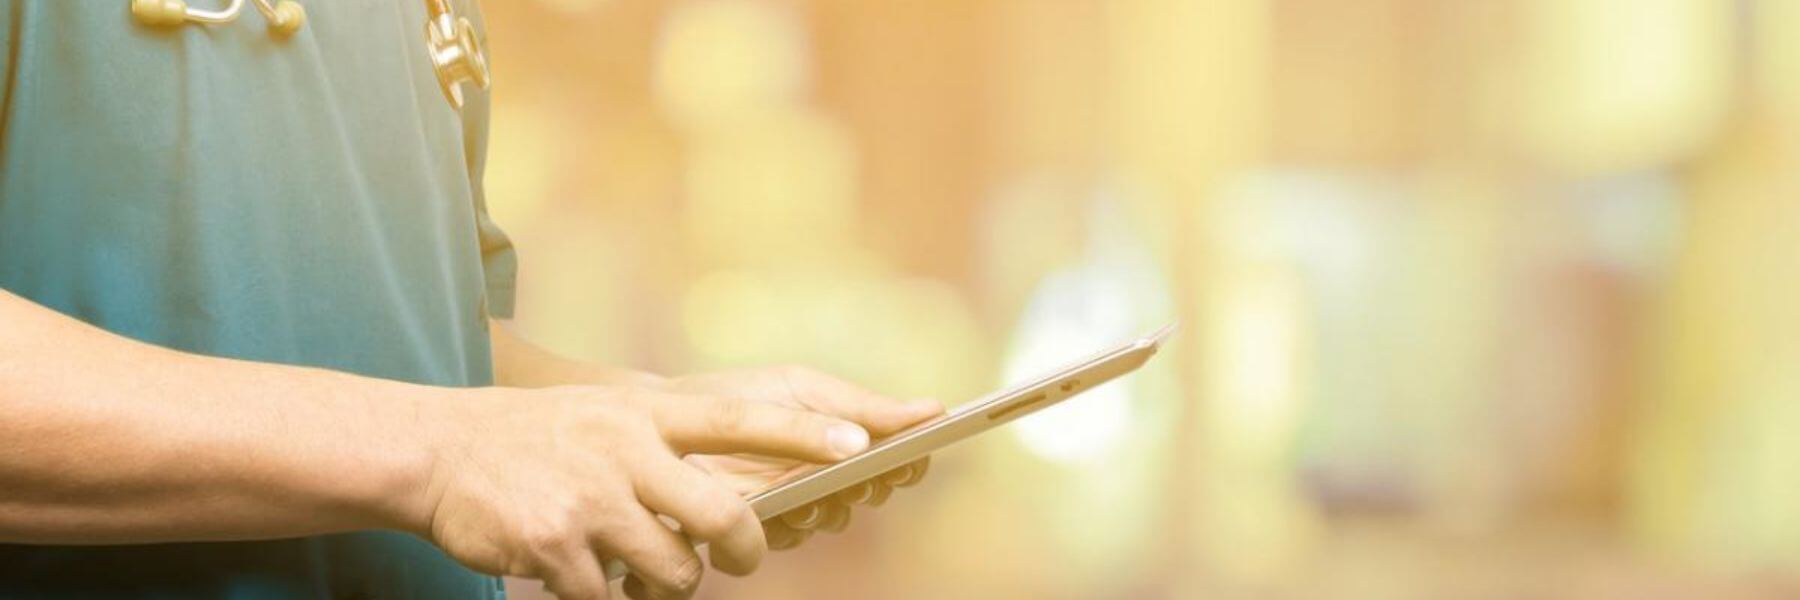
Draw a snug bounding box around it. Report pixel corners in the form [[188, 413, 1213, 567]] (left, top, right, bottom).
[[425, 0, 491, 111]]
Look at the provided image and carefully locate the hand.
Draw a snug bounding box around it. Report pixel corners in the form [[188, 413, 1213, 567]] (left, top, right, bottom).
[[669, 367, 943, 551], [415, 384, 881, 600]]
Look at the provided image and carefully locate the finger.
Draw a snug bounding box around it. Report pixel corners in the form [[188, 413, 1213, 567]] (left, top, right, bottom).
[[775, 368, 945, 435], [621, 575, 654, 600], [683, 454, 798, 495], [777, 525, 814, 550], [882, 458, 930, 487], [862, 481, 894, 507], [623, 574, 695, 600], [592, 505, 704, 600], [830, 479, 893, 506], [815, 502, 852, 534], [633, 453, 766, 576], [833, 481, 877, 505], [764, 520, 805, 551], [779, 502, 824, 530], [649, 393, 871, 462], [626, 572, 669, 598], [538, 541, 612, 600]]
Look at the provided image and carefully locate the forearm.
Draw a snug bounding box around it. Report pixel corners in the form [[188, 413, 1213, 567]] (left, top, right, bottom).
[[488, 318, 666, 389], [0, 290, 444, 544]]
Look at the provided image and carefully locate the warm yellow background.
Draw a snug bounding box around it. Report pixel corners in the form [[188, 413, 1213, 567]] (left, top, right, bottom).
[[482, 0, 1800, 597]]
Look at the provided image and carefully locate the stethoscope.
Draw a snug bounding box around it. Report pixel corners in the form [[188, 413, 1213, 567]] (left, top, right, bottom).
[[129, 0, 490, 110]]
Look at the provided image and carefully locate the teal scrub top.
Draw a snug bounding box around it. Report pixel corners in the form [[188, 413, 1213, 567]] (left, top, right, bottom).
[[0, 1, 515, 598]]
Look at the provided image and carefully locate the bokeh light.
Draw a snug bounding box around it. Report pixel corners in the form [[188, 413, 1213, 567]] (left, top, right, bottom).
[[484, 0, 1800, 597]]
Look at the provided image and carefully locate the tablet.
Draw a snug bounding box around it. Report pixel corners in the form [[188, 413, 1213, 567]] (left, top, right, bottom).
[[748, 322, 1176, 519], [602, 323, 1173, 581]]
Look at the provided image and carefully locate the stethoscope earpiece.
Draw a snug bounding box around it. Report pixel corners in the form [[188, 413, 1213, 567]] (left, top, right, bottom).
[[265, 0, 306, 36], [131, 0, 302, 36], [131, 0, 194, 27], [130, 0, 485, 110]]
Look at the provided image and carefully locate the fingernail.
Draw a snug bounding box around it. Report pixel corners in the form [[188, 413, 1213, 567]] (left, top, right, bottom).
[[781, 503, 824, 529], [819, 503, 852, 533], [834, 481, 875, 504], [883, 464, 924, 487], [828, 424, 870, 457]]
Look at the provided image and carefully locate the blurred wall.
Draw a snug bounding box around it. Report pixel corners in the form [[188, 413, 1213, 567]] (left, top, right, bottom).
[[481, 0, 1800, 597]]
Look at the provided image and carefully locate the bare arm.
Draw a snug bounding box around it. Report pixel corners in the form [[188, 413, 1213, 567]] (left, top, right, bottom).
[[0, 289, 911, 600], [0, 289, 436, 543]]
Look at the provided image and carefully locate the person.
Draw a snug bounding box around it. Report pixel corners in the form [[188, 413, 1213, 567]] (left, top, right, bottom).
[[0, 2, 941, 599]]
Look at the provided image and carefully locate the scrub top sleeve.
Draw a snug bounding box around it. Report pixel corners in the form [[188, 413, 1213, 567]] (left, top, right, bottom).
[[2, 2, 15, 121], [459, 3, 518, 319]]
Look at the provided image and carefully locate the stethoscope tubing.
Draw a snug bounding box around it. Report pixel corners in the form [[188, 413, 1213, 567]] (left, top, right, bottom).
[[130, 0, 486, 110], [180, 0, 243, 23], [174, 0, 289, 25]]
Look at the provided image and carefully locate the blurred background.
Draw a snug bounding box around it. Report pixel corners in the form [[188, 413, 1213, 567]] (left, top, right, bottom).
[[480, 0, 1800, 597]]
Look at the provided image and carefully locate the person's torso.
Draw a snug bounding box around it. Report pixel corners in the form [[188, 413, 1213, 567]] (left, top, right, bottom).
[[0, 1, 509, 597]]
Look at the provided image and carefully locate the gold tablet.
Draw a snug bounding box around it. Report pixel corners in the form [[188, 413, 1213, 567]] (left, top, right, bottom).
[[602, 324, 1173, 581], [748, 323, 1175, 519]]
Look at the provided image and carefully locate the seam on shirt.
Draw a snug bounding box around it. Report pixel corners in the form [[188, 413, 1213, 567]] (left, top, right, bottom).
[[0, 1, 23, 154]]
